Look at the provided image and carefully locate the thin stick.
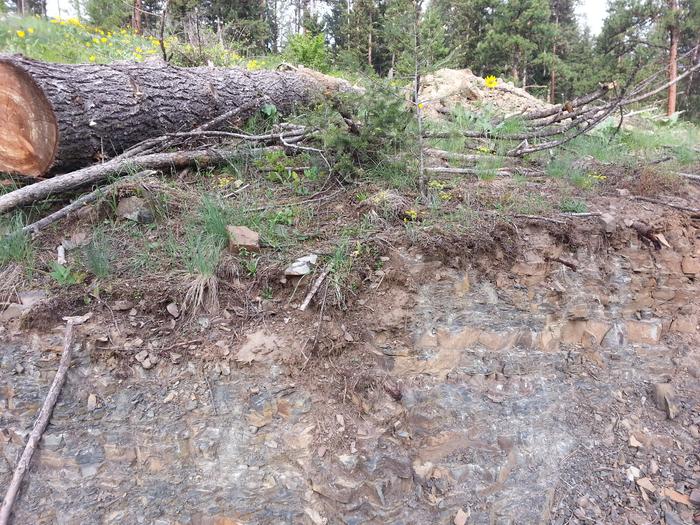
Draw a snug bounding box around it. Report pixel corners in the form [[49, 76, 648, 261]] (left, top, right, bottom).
[[0, 323, 75, 525], [298, 267, 330, 311]]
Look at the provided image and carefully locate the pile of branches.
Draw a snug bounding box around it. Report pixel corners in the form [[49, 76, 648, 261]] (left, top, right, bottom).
[[422, 47, 700, 175]]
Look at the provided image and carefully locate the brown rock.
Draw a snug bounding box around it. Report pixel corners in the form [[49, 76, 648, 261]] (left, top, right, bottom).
[[625, 319, 662, 344], [654, 383, 678, 419], [599, 213, 617, 233], [670, 315, 697, 334], [681, 256, 700, 275], [227, 225, 260, 253], [116, 196, 154, 223], [689, 488, 700, 506], [511, 261, 547, 276], [636, 477, 656, 493]]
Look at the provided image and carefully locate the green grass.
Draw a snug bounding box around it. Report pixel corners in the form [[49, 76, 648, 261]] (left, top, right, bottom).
[[0, 214, 34, 269], [559, 198, 587, 213], [0, 14, 163, 63], [82, 228, 112, 278]]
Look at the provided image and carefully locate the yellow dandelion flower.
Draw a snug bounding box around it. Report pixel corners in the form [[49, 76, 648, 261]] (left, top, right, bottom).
[[100, 37, 107, 43], [120, 29, 127, 34], [50, 19, 59, 24], [85, 42, 91, 47], [89, 55, 96, 62], [60, 21, 66, 25], [134, 53, 143, 60], [417, 102, 424, 109], [93, 37, 99, 43], [484, 75, 498, 89], [135, 46, 143, 53], [28, 27, 35, 34], [16, 30, 26, 38]]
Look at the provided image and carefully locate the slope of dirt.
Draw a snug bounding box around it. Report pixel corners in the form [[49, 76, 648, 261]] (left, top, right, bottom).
[[416, 68, 553, 119], [1, 191, 699, 524]]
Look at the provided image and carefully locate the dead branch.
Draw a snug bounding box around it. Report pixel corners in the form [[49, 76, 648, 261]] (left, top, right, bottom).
[[634, 196, 700, 214], [0, 146, 278, 215], [20, 170, 157, 236], [299, 267, 330, 311], [0, 323, 76, 525]]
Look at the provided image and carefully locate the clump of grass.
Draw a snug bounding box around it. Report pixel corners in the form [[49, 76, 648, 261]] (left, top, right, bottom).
[[476, 156, 503, 180], [0, 214, 34, 269], [559, 198, 587, 213], [82, 228, 112, 278]]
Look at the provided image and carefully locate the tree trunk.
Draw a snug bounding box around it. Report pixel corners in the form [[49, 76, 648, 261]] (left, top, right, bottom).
[[667, 0, 679, 116], [133, 0, 143, 34], [0, 55, 338, 178]]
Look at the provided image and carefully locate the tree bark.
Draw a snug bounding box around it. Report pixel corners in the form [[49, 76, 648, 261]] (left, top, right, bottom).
[[0, 55, 343, 178], [667, 0, 679, 116]]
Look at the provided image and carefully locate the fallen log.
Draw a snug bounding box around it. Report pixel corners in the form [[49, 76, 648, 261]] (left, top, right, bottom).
[[0, 146, 277, 215], [0, 55, 351, 177]]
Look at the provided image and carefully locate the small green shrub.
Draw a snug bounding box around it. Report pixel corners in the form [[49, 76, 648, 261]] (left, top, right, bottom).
[[49, 263, 85, 286], [284, 33, 329, 72], [559, 198, 588, 213]]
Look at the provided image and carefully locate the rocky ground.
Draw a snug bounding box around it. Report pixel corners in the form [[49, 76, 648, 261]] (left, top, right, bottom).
[[1, 185, 699, 525]]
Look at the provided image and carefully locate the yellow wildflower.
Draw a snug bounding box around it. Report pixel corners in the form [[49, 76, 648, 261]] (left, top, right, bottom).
[[85, 42, 91, 47], [50, 19, 59, 24], [404, 209, 418, 221], [16, 30, 26, 38], [246, 59, 261, 71], [135, 46, 143, 53], [93, 37, 99, 43], [89, 55, 96, 62], [120, 29, 127, 34], [134, 53, 143, 60], [417, 102, 424, 109], [100, 37, 107, 43], [28, 27, 35, 34], [484, 75, 498, 89]]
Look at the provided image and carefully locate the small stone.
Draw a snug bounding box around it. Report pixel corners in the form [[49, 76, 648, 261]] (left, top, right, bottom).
[[18, 290, 47, 307], [654, 383, 678, 419], [454, 508, 469, 525], [689, 489, 700, 506], [649, 459, 658, 475], [166, 302, 180, 318], [336, 414, 345, 428], [577, 496, 589, 508], [227, 225, 260, 253], [284, 254, 318, 276], [163, 391, 176, 403], [134, 350, 149, 363], [220, 362, 231, 376], [112, 300, 134, 311], [141, 357, 154, 369], [116, 196, 154, 224], [636, 477, 656, 493], [42, 433, 64, 451], [629, 434, 642, 448], [625, 319, 662, 345], [626, 465, 641, 481], [681, 256, 700, 275], [497, 435, 514, 452], [87, 393, 98, 411], [170, 353, 182, 364], [599, 213, 617, 233], [690, 425, 699, 439]]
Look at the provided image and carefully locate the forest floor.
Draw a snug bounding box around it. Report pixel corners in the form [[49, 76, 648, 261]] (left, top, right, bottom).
[[1, 149, 700, 524]]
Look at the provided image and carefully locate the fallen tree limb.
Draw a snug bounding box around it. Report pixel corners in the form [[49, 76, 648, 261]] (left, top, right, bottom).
[[0, 146, 277, 215], [634, 196, 700, 214], [0, 323, 75, 525], [20, 170, 157, 236]]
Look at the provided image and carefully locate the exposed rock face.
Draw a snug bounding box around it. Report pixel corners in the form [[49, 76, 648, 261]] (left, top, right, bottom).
[[1, 204, 697, 525]]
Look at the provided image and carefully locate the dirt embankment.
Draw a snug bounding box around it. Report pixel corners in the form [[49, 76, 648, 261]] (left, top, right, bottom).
[[1, 189, 699, 524]]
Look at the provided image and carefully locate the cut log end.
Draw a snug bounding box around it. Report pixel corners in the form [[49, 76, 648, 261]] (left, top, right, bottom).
[[0, 59, 58, 177]]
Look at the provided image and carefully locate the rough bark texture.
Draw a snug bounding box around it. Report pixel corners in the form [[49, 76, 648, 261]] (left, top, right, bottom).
[[0, 55, 333, 177], [667, 0, 679, 116]]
